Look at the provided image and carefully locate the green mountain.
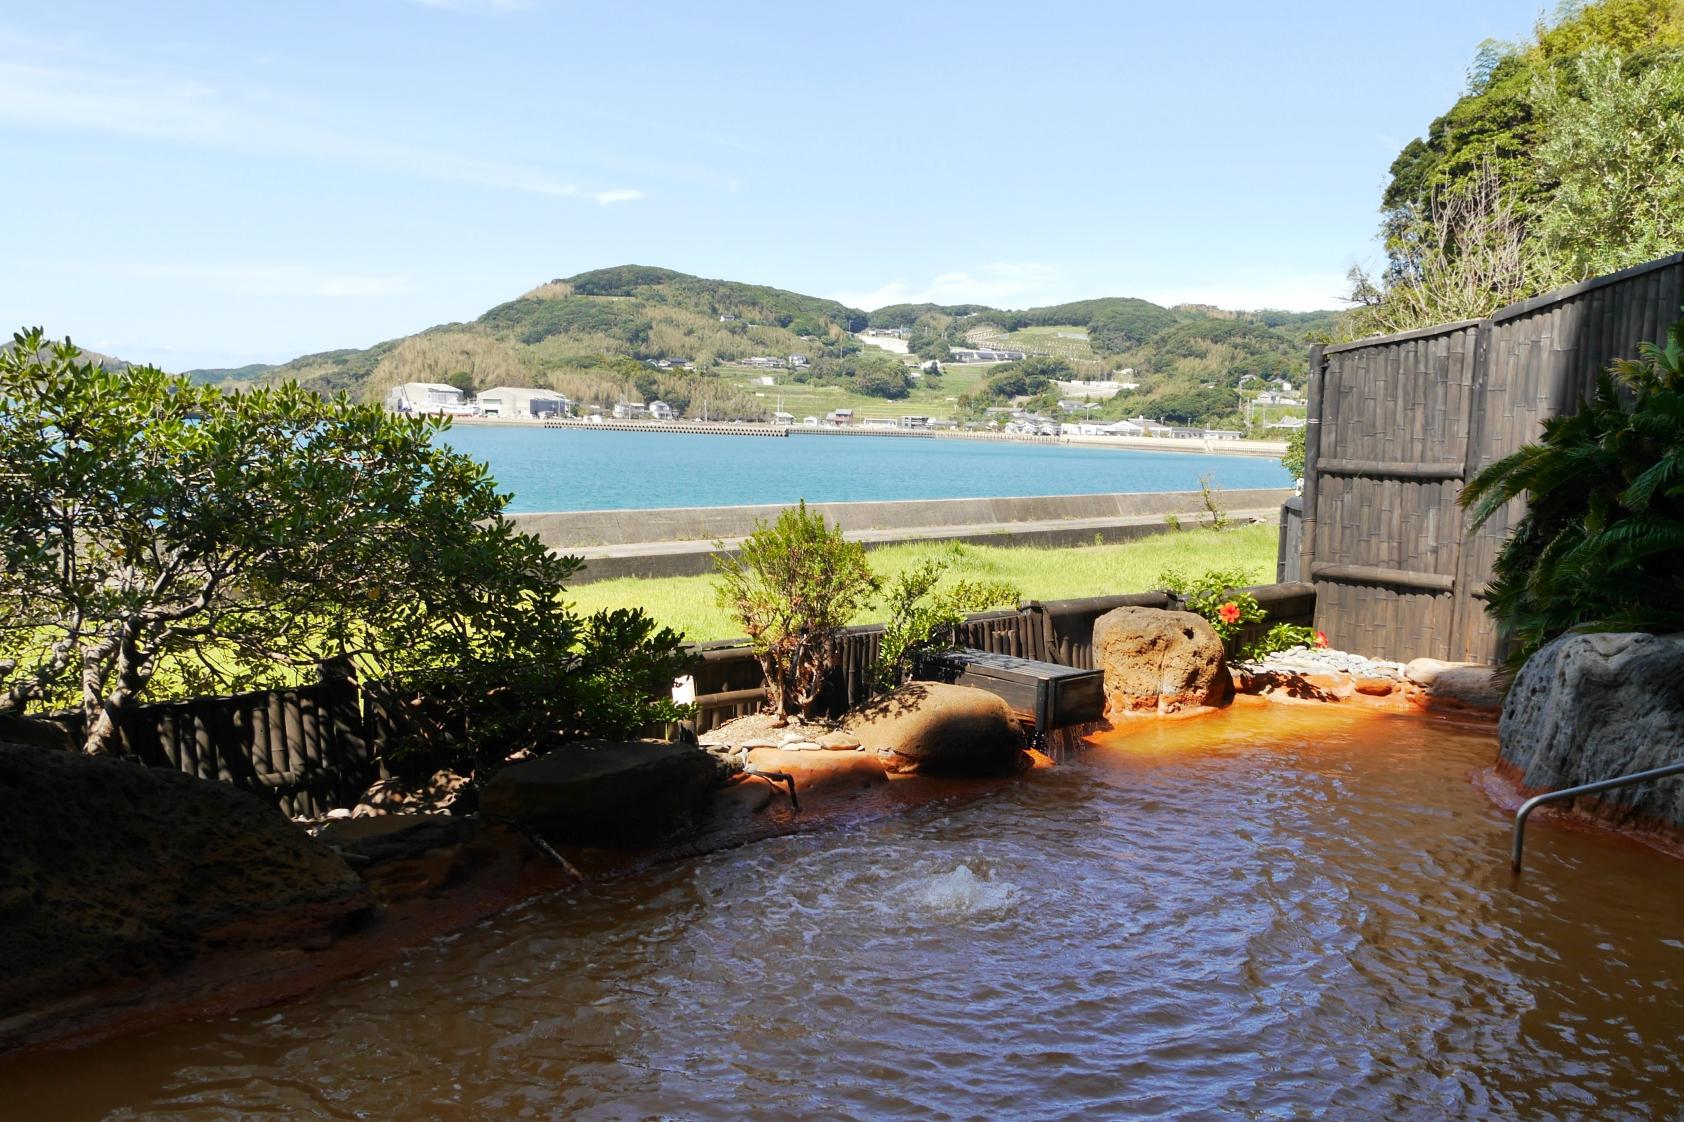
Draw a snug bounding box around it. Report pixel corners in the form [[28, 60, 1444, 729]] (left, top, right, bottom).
[[184, 362, 276, 385], [182, 265, 1333, 427]]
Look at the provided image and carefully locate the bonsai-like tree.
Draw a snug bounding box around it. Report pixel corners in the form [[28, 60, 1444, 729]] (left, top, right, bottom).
[[0, 329, 688, 756], [713, 501, 877, 719]]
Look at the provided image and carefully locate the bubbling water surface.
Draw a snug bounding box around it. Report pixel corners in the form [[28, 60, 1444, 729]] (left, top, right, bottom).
[[6, 704, 1684, 1121]]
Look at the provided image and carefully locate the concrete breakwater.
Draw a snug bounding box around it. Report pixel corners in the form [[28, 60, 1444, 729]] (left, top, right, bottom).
[[512, 488, 1296, 581]]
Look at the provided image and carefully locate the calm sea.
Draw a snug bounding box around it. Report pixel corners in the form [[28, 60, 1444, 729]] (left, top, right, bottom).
[[438, 424, 1293, 513]]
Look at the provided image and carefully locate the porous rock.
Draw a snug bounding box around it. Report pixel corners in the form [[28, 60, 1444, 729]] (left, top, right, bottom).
[[478, 739, 721, 844], [1091, 606, 1231, 716], [0, 743, 371, 1028], [842, 682, 1025, 776], [1500, 632, 1684, 829], [1404, 658, 1505, 711]]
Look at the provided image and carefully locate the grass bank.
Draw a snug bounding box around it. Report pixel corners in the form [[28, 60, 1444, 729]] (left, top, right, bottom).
[[567, 523, 1278, 642]]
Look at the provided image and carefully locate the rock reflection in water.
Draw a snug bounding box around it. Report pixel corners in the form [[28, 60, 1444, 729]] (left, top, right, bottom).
[[5, 703, 1684, 1121]]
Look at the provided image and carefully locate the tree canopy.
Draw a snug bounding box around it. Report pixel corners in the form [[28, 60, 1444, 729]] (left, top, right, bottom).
[[1351, 0, 1684, 337], [0, 330, 688, 755]]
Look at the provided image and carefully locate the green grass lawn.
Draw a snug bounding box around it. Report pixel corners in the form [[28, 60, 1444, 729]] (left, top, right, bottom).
[[567, 522, 1278, 642]]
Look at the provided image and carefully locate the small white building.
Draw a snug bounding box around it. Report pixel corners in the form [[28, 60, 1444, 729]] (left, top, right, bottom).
[[476, 386, 569, 419], [649, 400, 676, 421], [771, 410, 796, 425], [612, 401, 649, 419], [386, 382, 474, 416]]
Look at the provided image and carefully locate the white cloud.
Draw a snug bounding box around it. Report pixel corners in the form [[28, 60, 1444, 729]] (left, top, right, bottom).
[[1142, 270, 1352, 313], [832, 262, 1062, 310], [836, 263, 1350, 314], [0, 60, 640, 204]]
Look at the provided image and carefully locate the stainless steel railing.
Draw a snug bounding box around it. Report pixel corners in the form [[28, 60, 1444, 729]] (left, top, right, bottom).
[[1511, 759, 1684, 871]]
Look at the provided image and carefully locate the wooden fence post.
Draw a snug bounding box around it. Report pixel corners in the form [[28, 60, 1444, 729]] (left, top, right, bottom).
[[1298, 344, 1325, 624]]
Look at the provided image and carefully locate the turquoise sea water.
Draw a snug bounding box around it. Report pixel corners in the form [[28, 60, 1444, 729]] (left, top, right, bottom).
[[438, 425, 1293, 512]]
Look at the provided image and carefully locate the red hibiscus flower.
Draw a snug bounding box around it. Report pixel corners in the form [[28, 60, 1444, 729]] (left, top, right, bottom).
[[1315, 630, 1329, 648], [1217, 601, 1242, 625]]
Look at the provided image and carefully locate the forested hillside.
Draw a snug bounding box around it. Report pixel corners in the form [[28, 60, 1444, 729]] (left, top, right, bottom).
[[1348, 0, 1684, 338], [184, 266, 1332, 426]]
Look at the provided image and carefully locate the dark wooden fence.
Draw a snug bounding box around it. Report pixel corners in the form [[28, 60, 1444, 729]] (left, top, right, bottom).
[[686, 584, 1314, 734], [1301, 253, 1684, 663], [40, 584, 1316, 808], [48, 676, 375, 819]]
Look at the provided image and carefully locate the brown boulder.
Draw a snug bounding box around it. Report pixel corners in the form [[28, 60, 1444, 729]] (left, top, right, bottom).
[[478, 740, 721, 844], [745, 746, 888, 798], [0, 743, 371, 1037], [316, 814, 521, 903], [1091, 606, 1231, 716], [843, 682, 1026, 776]]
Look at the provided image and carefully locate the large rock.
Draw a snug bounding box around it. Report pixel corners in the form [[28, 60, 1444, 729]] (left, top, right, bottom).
[[478, 740, 721, 844], [0, 743, 371, 1028], [843, 682, 1025, 776], [315, 813, 520, 903], [1091, 606, 1230, 716], [1404, 657, 1504, 712], [1500, 632, 1684, 829], [745, 746, 888, 798]]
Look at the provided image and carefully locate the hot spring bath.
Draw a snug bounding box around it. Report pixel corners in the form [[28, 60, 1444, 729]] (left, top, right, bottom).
[[7, 704, 1683, 1121]]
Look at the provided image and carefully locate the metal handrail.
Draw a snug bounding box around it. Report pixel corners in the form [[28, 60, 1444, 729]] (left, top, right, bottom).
[[1511, 759, 1684, 871]]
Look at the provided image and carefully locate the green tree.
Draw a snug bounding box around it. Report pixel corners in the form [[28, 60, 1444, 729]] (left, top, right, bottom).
[[0, 329, 689, 756], [1281, 426, 1306, 482], [1460, 312, 1684, 668], [1352, 1, 1684, 339], [713, 502, 878, 718], [1530, 46, 1684, 283]]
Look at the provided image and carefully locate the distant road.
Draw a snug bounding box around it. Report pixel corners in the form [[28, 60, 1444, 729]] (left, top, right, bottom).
[[450, 415, 1287, 458], [852, 332, 910, 354]]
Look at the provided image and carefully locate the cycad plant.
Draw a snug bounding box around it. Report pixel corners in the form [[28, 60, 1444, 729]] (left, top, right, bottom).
[[1460, 312, 1684, 669]]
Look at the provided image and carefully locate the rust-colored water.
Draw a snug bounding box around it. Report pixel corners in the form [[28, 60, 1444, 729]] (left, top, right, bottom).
[[7, 705, 1684, 1121]]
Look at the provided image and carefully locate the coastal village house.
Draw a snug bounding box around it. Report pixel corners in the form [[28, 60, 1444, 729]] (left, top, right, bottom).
[[385, 382, 476, 416], [475, 386, 569, 419], [648, 400, 676, 421]]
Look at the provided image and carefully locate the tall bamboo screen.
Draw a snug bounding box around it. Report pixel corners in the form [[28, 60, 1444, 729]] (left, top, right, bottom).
[[1301, 253, 1684, 663]]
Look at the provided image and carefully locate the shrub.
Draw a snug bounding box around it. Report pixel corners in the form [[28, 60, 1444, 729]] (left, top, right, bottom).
[[713, 502, 878, 718], [1239, 622, 1327, 663], [874, 560, 1019, 689], [1460, 311, 1684, 669], [1158, 567, 1265, 649]]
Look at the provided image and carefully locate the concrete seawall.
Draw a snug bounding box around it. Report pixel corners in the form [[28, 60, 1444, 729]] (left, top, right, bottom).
[[512, 488, 1295, 582], [449, 416, 1290, 458]]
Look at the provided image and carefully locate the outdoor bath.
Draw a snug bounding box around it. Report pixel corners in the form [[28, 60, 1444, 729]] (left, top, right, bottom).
[[7, 702, 1682, 1122]]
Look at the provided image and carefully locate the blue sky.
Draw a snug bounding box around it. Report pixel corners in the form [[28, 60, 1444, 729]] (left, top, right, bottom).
[[1, 0, 1548, 370]]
